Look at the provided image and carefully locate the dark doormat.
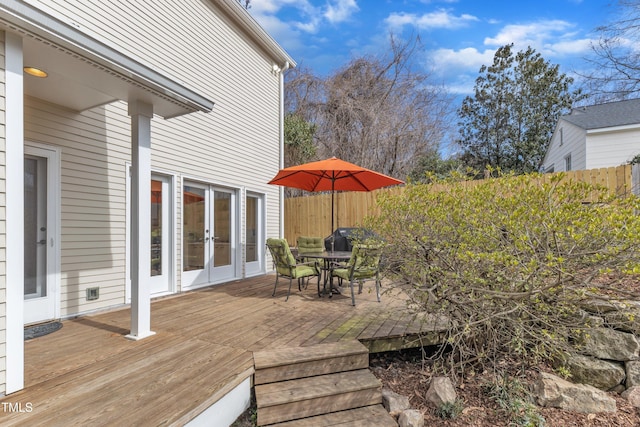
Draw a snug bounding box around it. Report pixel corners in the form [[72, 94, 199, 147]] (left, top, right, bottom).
[[24, 321, 63, 340]]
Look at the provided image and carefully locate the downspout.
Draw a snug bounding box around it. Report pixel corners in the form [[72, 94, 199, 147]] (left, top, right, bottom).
[[279, 61, 290, 239]]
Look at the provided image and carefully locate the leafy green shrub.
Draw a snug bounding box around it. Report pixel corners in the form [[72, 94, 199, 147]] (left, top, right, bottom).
[[368, 171, 640, 375], [435, 398, 465, 419]]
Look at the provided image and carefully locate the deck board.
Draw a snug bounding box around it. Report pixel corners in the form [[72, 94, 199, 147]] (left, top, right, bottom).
[[0, 274, 445, 426]]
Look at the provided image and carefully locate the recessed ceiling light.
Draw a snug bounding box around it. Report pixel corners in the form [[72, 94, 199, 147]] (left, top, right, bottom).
[[24, 67, 48, 78]]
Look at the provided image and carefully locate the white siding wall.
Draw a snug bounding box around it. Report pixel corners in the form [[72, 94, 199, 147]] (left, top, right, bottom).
[[25, 98, 131, 316], [0, 31, 6, 395], [585, 127, 640, 169], [542, 121, 586, 171], [21, 1, 283, 313]]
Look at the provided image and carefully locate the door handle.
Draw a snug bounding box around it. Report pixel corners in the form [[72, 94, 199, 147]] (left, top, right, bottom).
[[36, 239, 46, 245]]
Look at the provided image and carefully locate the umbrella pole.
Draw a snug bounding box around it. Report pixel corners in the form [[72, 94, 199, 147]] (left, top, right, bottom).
[[331, 180, 335, 252]]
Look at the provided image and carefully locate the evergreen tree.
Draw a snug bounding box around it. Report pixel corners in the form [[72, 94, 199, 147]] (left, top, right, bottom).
[[458, 44, 582, 174]]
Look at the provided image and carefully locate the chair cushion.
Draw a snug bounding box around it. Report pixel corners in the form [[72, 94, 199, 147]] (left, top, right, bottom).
[[297, 236, 324, 254], [267, 238, 297, 268], [333, 267, 376, 280], [332, 244, 381, 281], [332, 267, 350, 280], [292, 265, 318, 279]]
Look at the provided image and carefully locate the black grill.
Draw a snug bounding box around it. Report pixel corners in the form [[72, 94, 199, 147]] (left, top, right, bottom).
[[324, 227, 374, 251]]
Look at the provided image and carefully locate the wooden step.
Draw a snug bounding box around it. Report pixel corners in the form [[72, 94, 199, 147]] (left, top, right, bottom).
[[253, 340, 369, 385], [269, 404, 398, 426], [255, 369, 382, 426]]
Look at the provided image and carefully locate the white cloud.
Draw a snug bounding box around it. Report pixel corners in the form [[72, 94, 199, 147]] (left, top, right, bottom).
[[483, 20, 593, 57], [324, 0, 359, 24], [548, 38, 593, 55], [385, 9, 479, 31], [484, 20, 571, 46], [429, 47, 495, 73]]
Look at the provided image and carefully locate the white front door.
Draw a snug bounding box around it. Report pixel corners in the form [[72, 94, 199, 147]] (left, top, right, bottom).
[[24, 145, 59, 325], [182, 182, 238, 288], [245, 193, 265, 277]]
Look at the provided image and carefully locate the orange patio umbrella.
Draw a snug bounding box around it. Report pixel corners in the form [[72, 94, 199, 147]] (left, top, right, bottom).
[[267, 156, 404, 241]]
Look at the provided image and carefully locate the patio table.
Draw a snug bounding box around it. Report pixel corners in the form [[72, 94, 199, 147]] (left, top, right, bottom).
[[300, 251, 352, 296]]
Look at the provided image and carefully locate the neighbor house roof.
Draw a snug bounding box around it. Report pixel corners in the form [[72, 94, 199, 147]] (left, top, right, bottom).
[[562, 98, 640, 130]]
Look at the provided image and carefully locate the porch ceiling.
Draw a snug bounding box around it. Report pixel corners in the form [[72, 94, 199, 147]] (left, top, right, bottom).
[[1, 0, 215, 119], [22, 37, 121, 113]]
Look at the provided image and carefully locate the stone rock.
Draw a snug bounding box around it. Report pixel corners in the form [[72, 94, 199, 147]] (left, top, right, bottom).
[[382, 388, 410, 414], [566, 354, 626, 390], [626, 361, 640, 388], [425, 376, 457, 407], [621, 386, 640, 408], [604, 309, 640, 336], [581, 299, 620, 314], [586, 315, 605, 328], [532, 372, 616, 413], [580, 327, 640, 361], [398, 409, 424, 427], [610, 384, 626, 394]]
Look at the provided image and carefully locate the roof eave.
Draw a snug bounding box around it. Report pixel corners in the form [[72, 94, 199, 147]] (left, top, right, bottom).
[[0, 0, 215, 117]]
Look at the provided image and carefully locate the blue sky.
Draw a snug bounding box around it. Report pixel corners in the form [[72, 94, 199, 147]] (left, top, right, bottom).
[[249, 0, 615, 96]]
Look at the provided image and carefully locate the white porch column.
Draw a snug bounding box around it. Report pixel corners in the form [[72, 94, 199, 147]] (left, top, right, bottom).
[[5, 32, 25, 394], [126, 100, 155, 340]]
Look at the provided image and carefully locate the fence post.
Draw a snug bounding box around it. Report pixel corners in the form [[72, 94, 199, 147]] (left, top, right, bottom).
[[633, 164, 640, 196]]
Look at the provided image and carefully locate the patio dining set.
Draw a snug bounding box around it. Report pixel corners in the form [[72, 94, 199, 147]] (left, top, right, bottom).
[[265, 155, 403, 307], [265, 233, 382, 306]]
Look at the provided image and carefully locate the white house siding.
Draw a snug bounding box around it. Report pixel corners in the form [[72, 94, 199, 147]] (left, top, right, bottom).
[[20, 1, 284, 313], [542, 121, 586, 172], [0, 31, 7, 395], [585, 127, 640, 169], [24, 98, 131, 316]]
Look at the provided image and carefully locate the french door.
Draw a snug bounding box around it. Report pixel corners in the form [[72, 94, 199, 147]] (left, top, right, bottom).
[[24, 145, 59, 325], [182, 182, 238, 288]]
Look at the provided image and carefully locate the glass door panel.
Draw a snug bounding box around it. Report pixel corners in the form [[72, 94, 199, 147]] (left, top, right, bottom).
[[24, 156, 47, 300], [183, 185, 206, 272], [151, 179, 163, 277], [246, 196, 257, 263], [213, 191, 231, 268], [245, 193, 264, 277], [150, 176, 171, 295]]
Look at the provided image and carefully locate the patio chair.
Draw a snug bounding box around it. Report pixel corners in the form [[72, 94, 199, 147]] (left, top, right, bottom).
[[330, 244, 382, 306], [296, 236, 323, 288], [266, 238, 321, 301]]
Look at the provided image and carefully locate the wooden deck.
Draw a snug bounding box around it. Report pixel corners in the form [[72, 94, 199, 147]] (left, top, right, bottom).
[[0, 275, 446, 426]]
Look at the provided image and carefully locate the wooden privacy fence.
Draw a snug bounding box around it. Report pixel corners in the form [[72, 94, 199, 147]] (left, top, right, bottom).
[[284, 164, 636, 245]]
